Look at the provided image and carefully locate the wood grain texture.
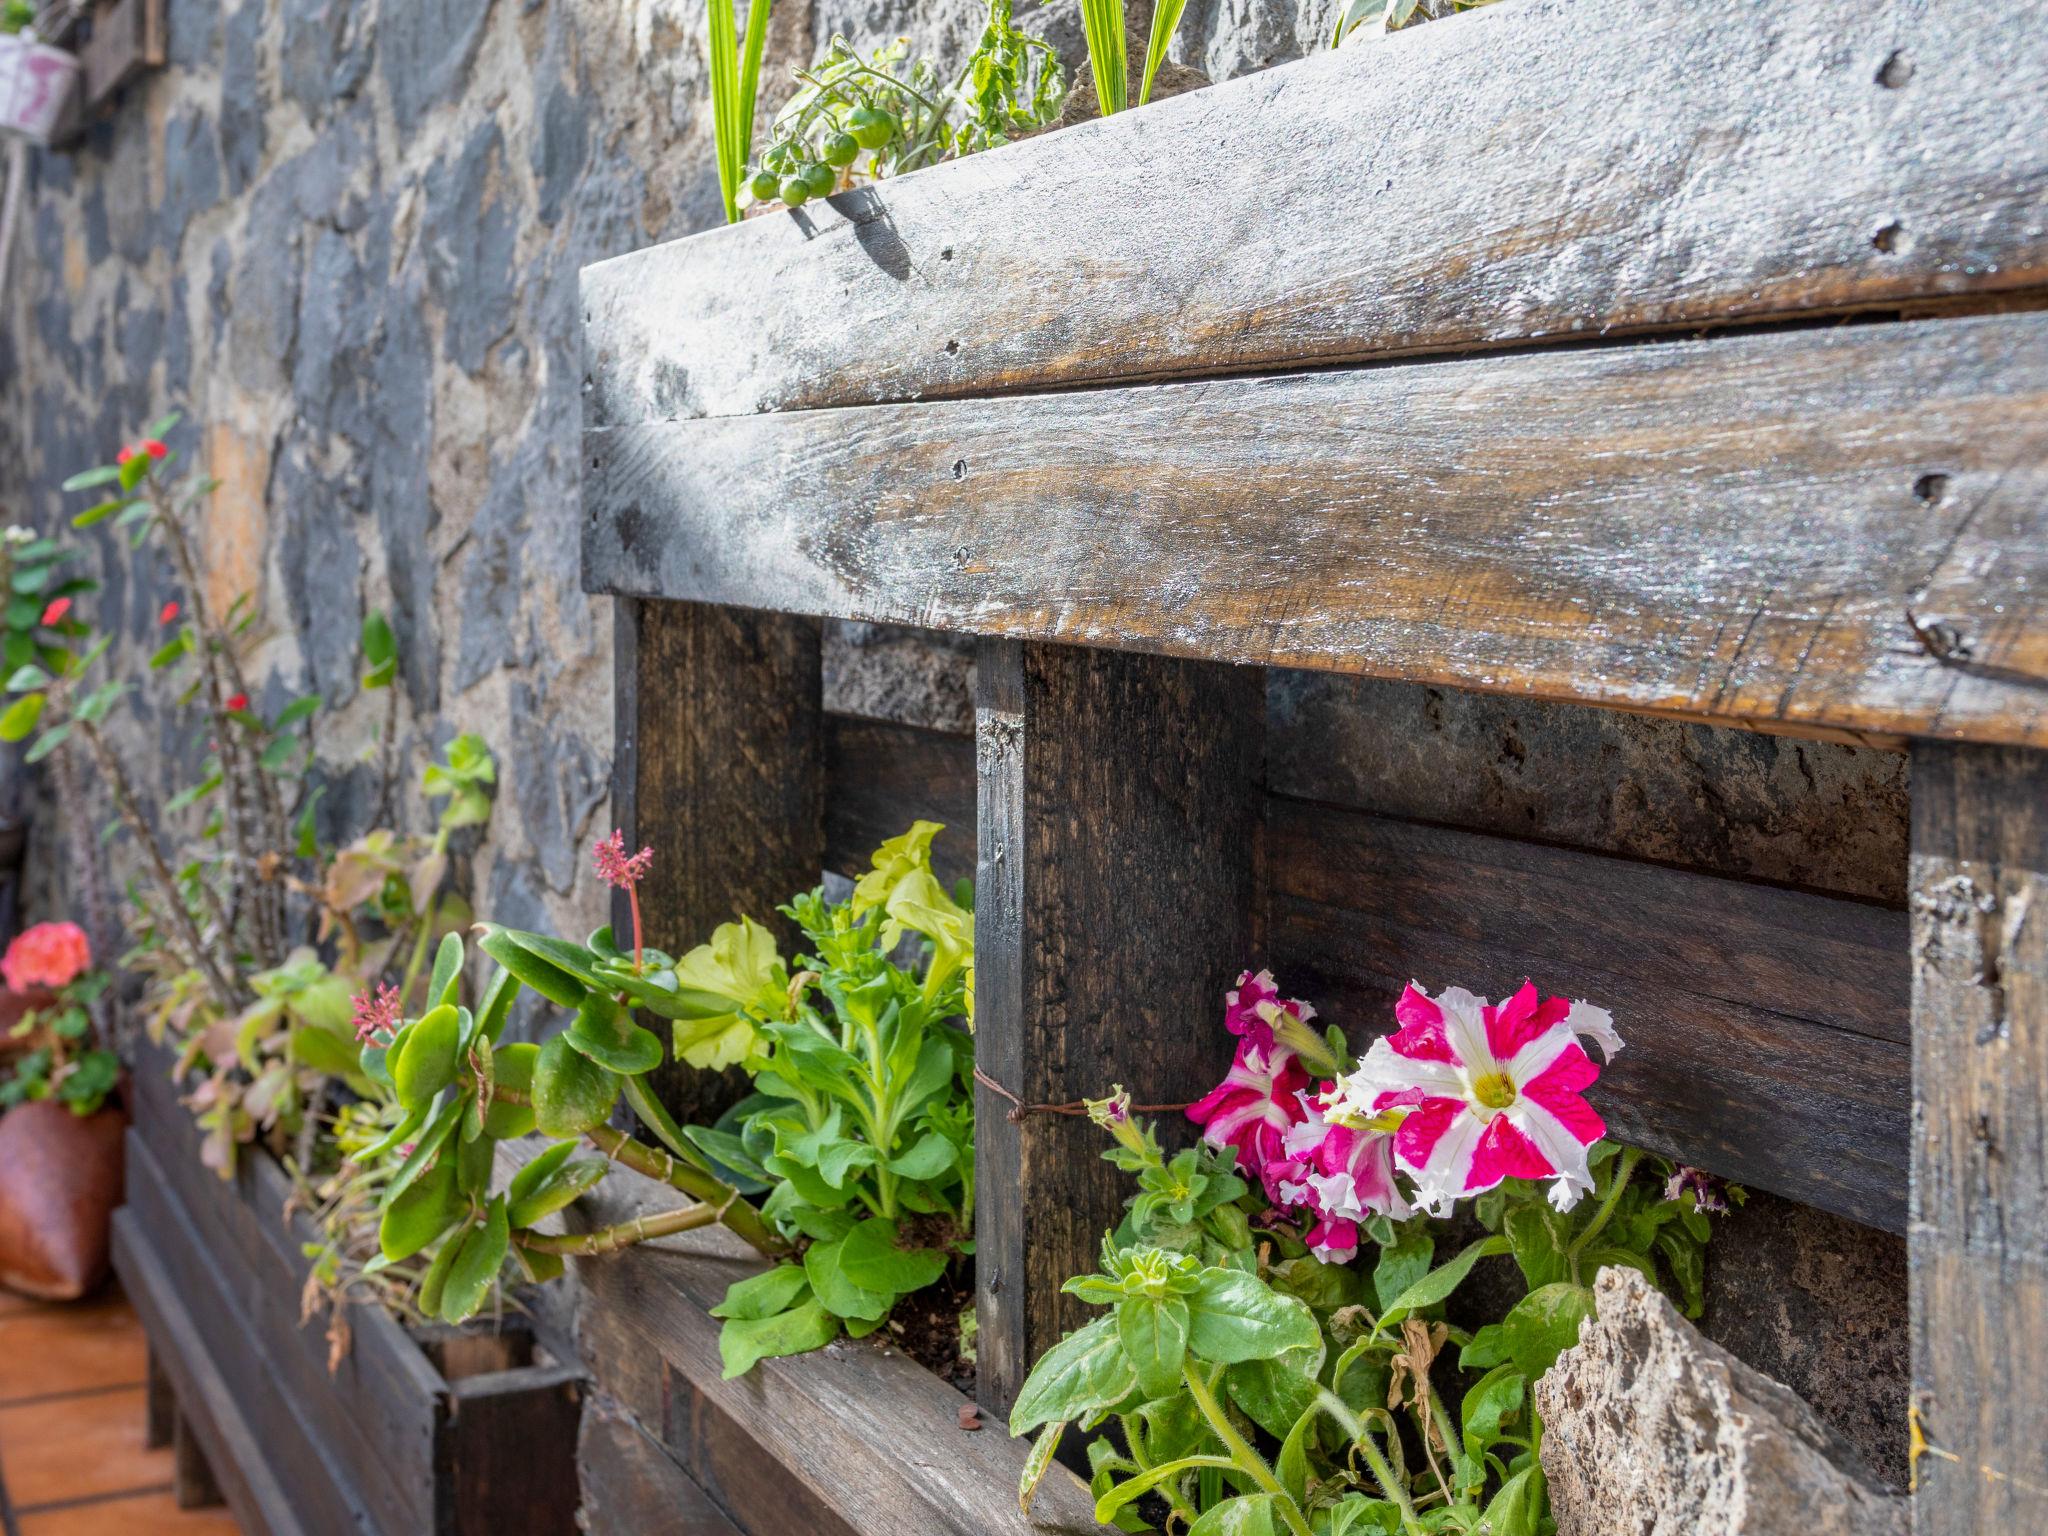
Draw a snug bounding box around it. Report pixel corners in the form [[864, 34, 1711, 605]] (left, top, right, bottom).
[[1268, 799, 1910, 1231], [577, 1397, 746, 1536], [974, 641, 1263, 1413], [173, 1410, 226, 1510], [442, 1366, 583, 1536], [824, 715, 977, 887], [1908, 743, 2048, 1532], [583, 0, 2048, 423], [613, 599, 824, 1122], [585, 313, 2048, 748], [491, 1137, 1107, 1535], [113, 1212, 312, 1536]]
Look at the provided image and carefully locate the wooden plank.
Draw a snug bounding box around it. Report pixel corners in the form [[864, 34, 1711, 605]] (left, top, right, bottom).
[[79, 0, 165, 106], [612, 599, 824, 1122], [974, 640, 1262, 1413], [1907, 743, 2048, 1531], [173, 1411, 225, 1510], [583, 0, 2048, 423], [146, 1343, 175, 1449], [577, 1398, 745, 1536], [122, 1132, 382, 1536], [585, 312, 2048, 749], [1267, 799, 1910, 1231], [493, 1138, 1106, 1535], [113, 1212, 312, 1536], [823, 715, 976, 887], [442, 1367, 584, 1536], [126, 1046, 443, 1528]]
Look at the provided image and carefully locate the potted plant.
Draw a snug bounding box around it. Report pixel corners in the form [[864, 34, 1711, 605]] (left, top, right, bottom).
[[0, 2, 78, 147]]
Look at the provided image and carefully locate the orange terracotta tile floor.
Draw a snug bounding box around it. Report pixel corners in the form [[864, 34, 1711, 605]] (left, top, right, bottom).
[[0, 1286, 242, 1535]]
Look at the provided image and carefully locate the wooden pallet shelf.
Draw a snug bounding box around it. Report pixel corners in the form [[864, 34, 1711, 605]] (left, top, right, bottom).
[[577, 3, 2048, 1531]]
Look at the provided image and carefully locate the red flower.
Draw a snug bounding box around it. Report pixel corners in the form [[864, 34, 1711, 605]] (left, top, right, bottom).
[[225, 693, 249, 712], [591, 829, 654, 890], [351, 983, 403, 1045], [159, 601, 180, 625], [2, 921, 92, 994], [116, 439, 168, 465], [39, 597, 70, 627]]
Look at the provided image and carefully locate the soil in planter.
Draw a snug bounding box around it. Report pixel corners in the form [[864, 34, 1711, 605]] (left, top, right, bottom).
[[879, 1270, 976, 1395]]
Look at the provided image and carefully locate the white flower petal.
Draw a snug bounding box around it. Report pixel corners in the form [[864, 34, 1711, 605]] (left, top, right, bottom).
[[1567, 1000, 1624, 1061]]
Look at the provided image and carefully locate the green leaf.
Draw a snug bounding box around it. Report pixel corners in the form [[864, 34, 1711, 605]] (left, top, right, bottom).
[[1019, 1421, 1069, 1516], [838, 1216, 949, 1294], [1478, 1466, 1542, 1536], [1095, 1454, 1238, 1527], [273, 693, 321, 729], [1226, 1342, 1324, 1439], [61, 464, 121, 492], [1139, 0, 1190, 105], [1372, 1223, 1433, 1312], [712, 1264, 810, 1322], [5, 663, 51, 692], [507, 1140, 578, 1207], [507, 1155, 608, 1229], [0, 692, 44, 742], [379, 1154, 461, 1262], [564, 990, 665, 1075], [1079, 0, 1128, 115], [71, 495, 128, 527], [482, 1041, 539, 1138], [416, 1224, 467, 1318], [1116, 1294, 1190, 1399], [885, 1130, 958, 1181], [23, 723, 70, 763], [381, 1097, 464, 1207], [440, 1196, 511, 1322], [361, 610, 398, 688], [1373, 1235, 1511, 1337], [392, 1004, 461, 1108], [717, 1297, 840, 1378], [477, 924, 589, 1008], [1459, 1363, 1526, 1465], [1499, 1281, 1597, 1380], [1184, 1268, 1319, 1365], [531, 1031, 619, 1138], [1504, 1201, 1572, 1290], [429, 931, 465, 1008], [1009, 1315, 1137, 1435], [475, 965, 520, 1044], [1188, 1494, 1278, 1536], [802, 1237, 894, 1322]]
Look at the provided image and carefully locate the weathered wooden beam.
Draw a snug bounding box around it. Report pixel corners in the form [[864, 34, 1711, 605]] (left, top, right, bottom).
[[1269, 800, 1911, 1231], [586, 313, 2048, 749], [974, 640, 1262, 1415], [1908, 744, 2048, 1532], [612, 599, 824, 1122], [583, 0, 2048, 423], [824, 715, 977, 888]]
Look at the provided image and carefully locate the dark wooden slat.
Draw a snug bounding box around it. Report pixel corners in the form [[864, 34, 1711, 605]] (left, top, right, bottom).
[[577, 1398, 746, 1536], [974, 640, 1262, 1414], [1267, 799, 1910, 1231], [113, 1212, 312, 1536], [442, 1367, 583, 1536], [126, 1047, 443, 1526], [824, 715, 976, 887], [145, 1344, 175, 1450], [612, 599, 825, 1121], [173, 1411, 225, 1510], [1908, 743, 2048, 1532], [122, 1132, 382, 1536], [492, 1138, 1106, 1535], [583, 0, 2048, 423], [585, 313, 2048, 749]]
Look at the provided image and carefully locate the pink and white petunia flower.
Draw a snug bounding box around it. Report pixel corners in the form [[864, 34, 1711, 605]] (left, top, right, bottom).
[[1224, 968, 1344, 1077], [1188, 1037, 1311, 1183], [1328, 981, 1620, 1216], [1263, 1090, 1412, 1262]]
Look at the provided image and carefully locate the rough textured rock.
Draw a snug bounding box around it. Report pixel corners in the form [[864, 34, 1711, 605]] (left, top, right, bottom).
[[1537, 1267, 1908, 1536]]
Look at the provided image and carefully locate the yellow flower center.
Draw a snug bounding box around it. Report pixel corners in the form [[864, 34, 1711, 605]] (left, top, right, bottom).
[[1472, 1072, 1518, 1111]]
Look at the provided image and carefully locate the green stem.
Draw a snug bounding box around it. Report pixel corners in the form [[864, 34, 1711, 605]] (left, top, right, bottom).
[[516, 1200, 719, 1254], [1353, 1429, 1425, 1536], [1566, 1147, 1643, 1284], [1183, 1365, 1313, 1536]]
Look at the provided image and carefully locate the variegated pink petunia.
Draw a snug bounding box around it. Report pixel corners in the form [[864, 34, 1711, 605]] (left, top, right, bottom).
[[1187, 1037, 1311, 1183], [1224, 968, 1343, 1077], [1328, 981, 1621, 1215], [1265, 1090, 1411, 1264]]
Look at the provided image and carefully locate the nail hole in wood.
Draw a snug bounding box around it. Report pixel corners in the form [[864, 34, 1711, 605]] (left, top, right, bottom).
[[940, 247, 954, 261], [1914, 472, 1950, 504], [1872, 221, 1909, 254], [953, 459, 966, 480], [945, 339, 960, 354], [1876, 50, 1913, 88]]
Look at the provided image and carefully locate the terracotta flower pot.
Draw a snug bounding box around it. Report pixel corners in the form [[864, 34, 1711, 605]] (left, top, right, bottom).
[[0, 1094, 128, 1299]]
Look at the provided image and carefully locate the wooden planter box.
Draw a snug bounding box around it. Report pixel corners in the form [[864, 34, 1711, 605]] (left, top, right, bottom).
[[571, 1, 2048, 1531], [113, 1039, 583, 1536]]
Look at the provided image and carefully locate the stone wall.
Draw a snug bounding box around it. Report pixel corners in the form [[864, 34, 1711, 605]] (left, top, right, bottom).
[[0, 0, 1906, 1491]]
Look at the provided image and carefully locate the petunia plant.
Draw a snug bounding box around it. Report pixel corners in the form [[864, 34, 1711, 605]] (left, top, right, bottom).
[[1013, 971, 1731, 1535], [342, 820, 976, 1369], [0, 921, 118, 1116]]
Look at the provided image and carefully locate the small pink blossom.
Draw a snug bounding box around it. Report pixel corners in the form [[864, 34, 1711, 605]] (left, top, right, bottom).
[[159, 600, 180, 626], [591, 829, 654, 890], [1664, 1164, 1730, 1214], [1328, 981, 1620, 1215], [352, 983, 403, 1045], [1187, 1037, 1311, 1186], [1224, 967, 1342, 1076], [1, 921, 91, 993], [39, 597, 70, 627], [1265, 1089, 1411, 1263]]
